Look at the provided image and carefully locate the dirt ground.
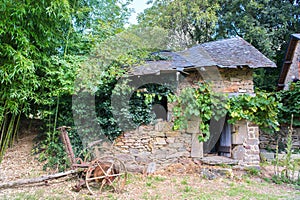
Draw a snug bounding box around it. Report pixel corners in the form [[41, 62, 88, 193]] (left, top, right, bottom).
[[0, 132, 299, 200]]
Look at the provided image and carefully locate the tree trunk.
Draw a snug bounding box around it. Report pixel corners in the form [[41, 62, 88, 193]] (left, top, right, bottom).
[[0, 169, 82, 189]]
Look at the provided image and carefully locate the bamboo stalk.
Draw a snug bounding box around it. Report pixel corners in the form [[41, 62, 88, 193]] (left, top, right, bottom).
[[0, 114, 8, 161], [1, 115, 16, 157], [11, 111, 22, 146], [48, 104, 52, 135], [0, 101, 8, 148], [0, 101, 7, 132]]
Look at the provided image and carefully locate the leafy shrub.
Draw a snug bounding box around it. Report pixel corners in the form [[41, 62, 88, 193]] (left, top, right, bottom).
[[227, 91, 281, 133], [245, 167, 260, 176], [277, 82, 300, 126]]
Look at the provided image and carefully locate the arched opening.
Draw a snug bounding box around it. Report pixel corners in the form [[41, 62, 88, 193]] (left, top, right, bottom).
[[129, 83, 173, 125]]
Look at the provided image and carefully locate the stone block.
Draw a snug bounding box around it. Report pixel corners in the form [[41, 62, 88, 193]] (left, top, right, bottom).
[[166, 152, 185, 159], [115, 141, 124, 146], [232, 122, 247, 145], [215, 168, 234, 178], [116, 153, 134, 162], [135, 152, 151, 163], [246, 139, 259, 146], [155, 138, 167, 145], [169, 143, 184, 148], [124, 130, 137, 137], [129, 148, 139, 155], [162, 122, 172, 132], [150, 131, 165, 137], [154, 149, 168, 159], [232, 145, 245, 161], [191, 133, 203, 158], [146, 162, 157, 174], [238, 89, 247, 93], [154, 121, 171, 132], [165, 131, 180, 137], [166, 137, 175, 143], [124, 139, 135, 143], [291, 154, 300, 160], [141, 139, 150, 144], [126, 164, 144, 173], [120, 149, 130, 153], [296, 128, 300, 136], [178, 147, 187, 152], [139, 125, 154, 132], [187, 117, 200, 134]]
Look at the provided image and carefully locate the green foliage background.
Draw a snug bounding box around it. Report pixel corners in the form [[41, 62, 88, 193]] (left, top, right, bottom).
[[0, 0, 133, 164], [139, 0, 300, 91], [1, 0, 300, 170]]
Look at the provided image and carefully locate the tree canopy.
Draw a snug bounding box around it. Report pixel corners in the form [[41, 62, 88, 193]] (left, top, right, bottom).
[[138, 0, 300, 90], [138, 0, 220, 47]]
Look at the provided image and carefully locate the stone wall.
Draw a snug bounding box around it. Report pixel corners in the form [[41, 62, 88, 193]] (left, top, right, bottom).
[[98, 67, 260, 171], [260, 127, 300, 152], [99, 119, 260, 172], [232, 121, 260, 166], [103, 120, 192, 172], [284, 41, 300, 90], [179, 67, 254, 94], [217, 68, 254, 94]]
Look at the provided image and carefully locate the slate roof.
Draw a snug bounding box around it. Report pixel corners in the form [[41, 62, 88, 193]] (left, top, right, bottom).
[[129, 37, 276, 76], [128, 51, 194, 76]]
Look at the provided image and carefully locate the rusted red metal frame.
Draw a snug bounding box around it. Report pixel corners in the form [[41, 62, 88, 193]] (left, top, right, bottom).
[[57, 126, 89, 169]]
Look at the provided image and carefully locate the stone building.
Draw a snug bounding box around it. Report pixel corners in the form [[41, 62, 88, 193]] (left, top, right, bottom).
[[277, 33, 300, 90], [104, 37, 276, 172], [259, 34, 300, 153]]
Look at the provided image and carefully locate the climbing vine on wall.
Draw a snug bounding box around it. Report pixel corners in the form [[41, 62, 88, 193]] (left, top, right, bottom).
[[172, 83, 227, 142], [172, 83, 281, 142], [226, 91, 281, 133]]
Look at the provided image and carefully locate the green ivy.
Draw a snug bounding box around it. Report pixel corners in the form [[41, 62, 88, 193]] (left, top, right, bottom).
[[173, 83, 227, 142], [226, 91, 281, 133], [173, 83, 281, 142], [276, 82, 300, 126]]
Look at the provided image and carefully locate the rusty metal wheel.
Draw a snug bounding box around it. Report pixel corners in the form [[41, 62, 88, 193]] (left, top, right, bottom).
[[85, 156, 127, 195]]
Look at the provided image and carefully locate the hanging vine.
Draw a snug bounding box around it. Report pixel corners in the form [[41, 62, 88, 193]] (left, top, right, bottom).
[[172, 82, 227, 142], [226, 91, 281, 133], [172, 83, 281, 142]]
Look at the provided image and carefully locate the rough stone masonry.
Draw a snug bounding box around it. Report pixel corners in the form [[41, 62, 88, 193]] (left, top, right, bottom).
[[96, 68, 261, 172]]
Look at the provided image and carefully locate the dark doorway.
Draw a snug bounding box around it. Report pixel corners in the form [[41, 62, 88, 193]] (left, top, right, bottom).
[[151, 95, 168, 121], [218, 121, 231, 157], [209, 121, 232, 157]]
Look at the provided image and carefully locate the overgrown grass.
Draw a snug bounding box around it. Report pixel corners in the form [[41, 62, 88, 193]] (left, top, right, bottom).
[[245, 167, 261, 176], [1, 173, 300, 200]]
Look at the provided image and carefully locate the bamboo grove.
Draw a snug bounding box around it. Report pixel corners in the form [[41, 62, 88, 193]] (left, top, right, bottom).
[[0, 0, 132, 161]]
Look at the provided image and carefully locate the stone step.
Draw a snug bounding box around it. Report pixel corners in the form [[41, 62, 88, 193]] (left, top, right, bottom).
[[196, 156, 239, 165]]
